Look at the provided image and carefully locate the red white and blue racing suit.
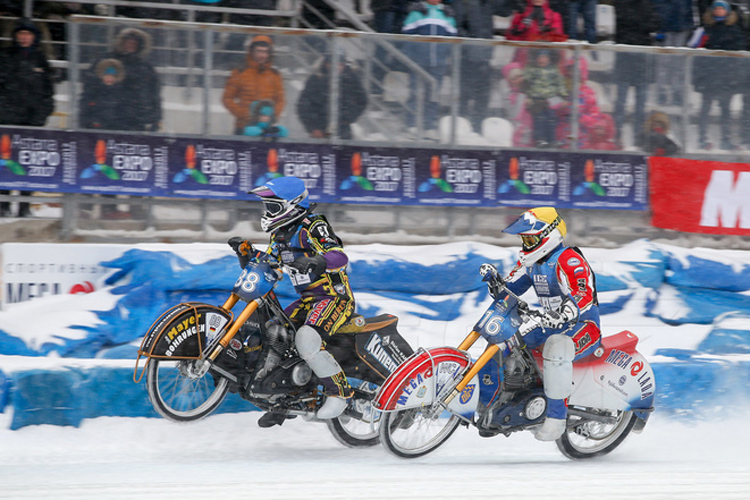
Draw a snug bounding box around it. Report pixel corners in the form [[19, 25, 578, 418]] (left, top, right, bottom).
[[506, 244, 601, 360]]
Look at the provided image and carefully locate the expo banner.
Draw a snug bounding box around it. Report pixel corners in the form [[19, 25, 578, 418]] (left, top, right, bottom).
[[651, 157, 750, 235], [0, 128, 648, 210]]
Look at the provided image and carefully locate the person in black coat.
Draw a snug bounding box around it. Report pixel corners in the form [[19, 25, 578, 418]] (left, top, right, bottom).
[[84, 27, 162, 132], [297, 56, 368, 140], [79, 59, 128, 130], [612, 0, 660, 146], [0, 17, 55, 218], [692, 0, 747, 149]]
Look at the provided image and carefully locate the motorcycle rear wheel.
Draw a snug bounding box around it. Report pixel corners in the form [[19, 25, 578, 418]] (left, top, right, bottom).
[[146, 358, 229, 422], [327, 380, 382, 447], [379, 406, 461, 458], [556, 409, 637, 459]]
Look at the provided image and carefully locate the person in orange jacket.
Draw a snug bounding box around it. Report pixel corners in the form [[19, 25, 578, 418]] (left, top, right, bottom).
[[222, 35, 285, 134]]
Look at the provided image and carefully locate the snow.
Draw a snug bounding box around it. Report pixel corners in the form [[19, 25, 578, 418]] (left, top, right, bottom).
[[1, 240, 750, 498], [0, 411, 748, 499]]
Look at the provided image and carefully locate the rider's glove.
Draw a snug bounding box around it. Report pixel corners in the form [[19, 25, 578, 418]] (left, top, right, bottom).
[[479, 263, 504, 299], [287, 255, 327, 276], [541, 300, 578, 330], [228, 237, 254, 268]]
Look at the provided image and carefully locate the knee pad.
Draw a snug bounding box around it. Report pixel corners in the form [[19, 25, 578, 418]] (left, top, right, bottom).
[[542, 334, 575, 400], [295, 325, 322, 360], [295, 325, 341, 378]]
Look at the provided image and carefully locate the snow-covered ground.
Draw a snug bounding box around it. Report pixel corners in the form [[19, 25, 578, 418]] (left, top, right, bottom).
[[0, 410, 748, 500]]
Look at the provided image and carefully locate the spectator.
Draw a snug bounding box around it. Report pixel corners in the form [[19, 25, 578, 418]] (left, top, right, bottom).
[[83, 28, 162, 220], [297, 55, 368, 140], [506, 0, 566, 65], [401, 0, 457, 135], [501, 62, 534, 147], [223, 35, 285, 135], [506, 0, 566, 43], [453, 0, 513, 131], [523, 49, 567, 147], [652, 0, 695, 106], [371, 0, 413, 87], [565, 0, 597, 44], [612, 0, 659, 146], [79, 59, 127, 130], [692, 0, 746, 150], [244, 100, 288, 139], [556, 56, 603, 149], [583, 113, 620, 150], [0, 17, 55, 218], [86, 27, 162, 132], [639, 110, 680, 155]]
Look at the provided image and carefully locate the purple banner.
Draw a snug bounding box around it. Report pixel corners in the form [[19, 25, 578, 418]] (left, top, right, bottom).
[[0, 128, 648, 210]]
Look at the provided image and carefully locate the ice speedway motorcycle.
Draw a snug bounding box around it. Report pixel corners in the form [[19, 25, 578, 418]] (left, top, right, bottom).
[[134, 251, 413, 447], [374, 273, 655, 459]]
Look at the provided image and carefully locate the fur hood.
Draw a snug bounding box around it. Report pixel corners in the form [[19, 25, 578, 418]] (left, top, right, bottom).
[[94, 58, 126, 84], [113, 27, 152, 58]]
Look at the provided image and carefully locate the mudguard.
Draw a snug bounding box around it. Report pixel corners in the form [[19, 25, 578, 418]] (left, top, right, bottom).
[[569, 330, 656, 423], [138, 302, 232, 360], [373, 347, 480, 419]]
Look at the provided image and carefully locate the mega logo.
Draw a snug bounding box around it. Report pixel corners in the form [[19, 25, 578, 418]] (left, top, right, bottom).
[[107, 140, 153, 182], [700, 170, 750, 229], [442, 155, 482, 194], [12, 135, 60, 178], [196, 145, 237, 186], [397, 368, 433, 406], [365, 332, 399, 373], [605, 349, 633, 369]]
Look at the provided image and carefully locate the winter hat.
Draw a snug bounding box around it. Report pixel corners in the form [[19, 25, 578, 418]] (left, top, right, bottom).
[[12, 17, 41, 48], [95, 58, 126, 84], [712, 0, 731, 12]]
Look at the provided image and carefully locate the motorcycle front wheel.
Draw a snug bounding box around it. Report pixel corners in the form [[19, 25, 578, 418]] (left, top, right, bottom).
[[327, 380, 382, 448], [146, 358, 229, 422], [557, 409, 637, 459], [379, 406, 462, 458]]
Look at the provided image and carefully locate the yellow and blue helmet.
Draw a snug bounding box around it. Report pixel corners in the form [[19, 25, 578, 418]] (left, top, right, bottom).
[[503, 207, 567, 266]]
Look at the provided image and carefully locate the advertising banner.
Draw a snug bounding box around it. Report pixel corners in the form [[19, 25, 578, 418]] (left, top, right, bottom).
[[0, 127, 648, 210], [0, 243, 127, 310], [651, 157, 750, 235]]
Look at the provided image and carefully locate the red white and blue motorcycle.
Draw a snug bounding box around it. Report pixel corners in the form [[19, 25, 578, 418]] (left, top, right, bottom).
[[134, 252, 413, 447], [373, 275, 655, 459]]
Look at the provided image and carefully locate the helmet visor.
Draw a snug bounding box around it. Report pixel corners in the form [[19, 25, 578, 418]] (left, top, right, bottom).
[[262, 199, 285, 218], [521, 234, 541, 251]]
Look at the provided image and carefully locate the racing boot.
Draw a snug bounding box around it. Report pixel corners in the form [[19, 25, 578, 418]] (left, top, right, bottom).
[[257, 411, 297, 428], [533, 399, 567, 441], [317, 371, 353, 420], [533, 334, 574, 442]]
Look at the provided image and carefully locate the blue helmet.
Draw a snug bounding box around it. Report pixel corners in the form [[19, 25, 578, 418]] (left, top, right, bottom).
[[249, 176, 310, 232]]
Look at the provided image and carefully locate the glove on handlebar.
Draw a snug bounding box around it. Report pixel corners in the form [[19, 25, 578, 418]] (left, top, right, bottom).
[[479, 263, 505, 299], [287, 255, 327, 276], [228, 236, 254, 268]]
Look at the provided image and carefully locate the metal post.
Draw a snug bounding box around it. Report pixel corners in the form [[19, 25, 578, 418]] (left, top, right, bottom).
[[449, 43, 461, 147], [329, 35, 341, 141], [203, 28, 213, 136], [570, 46, 581, 150]]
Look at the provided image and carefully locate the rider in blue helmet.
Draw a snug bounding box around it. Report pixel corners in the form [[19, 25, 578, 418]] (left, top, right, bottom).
[[228, 176, 355, 427]]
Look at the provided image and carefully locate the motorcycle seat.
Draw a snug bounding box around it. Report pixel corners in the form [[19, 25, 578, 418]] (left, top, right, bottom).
[[337, 314, 399, 334]]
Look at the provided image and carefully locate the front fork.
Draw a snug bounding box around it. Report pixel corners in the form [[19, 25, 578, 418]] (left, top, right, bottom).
[[443, 330, 500, 405], [205, 293, 261, 362]]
